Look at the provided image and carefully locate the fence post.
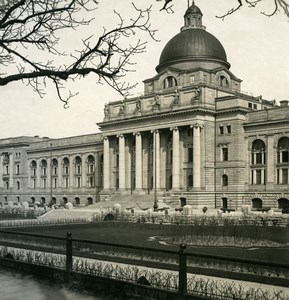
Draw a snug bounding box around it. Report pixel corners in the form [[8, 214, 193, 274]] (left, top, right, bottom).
[[178, 243, 187, 300], [65, 232, 73, 286]]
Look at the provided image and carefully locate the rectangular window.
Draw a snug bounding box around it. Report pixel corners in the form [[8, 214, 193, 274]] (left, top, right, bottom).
[[65, 178, 69, 188], [219, 126, 224, 134], [222, 148, 228, 161], [248, 103, 252, 108], [76, 177, 81, 188], [43, 178, 46, 188], [5, 166, 9, 175], [282, 151, 289, 163], [226, 125, 231, 134], [89, 176, 95, 188], [188, 148, 193, 162], [33, 169, 36, 176], [16, 164, 20, 175], [282, 169, 288, 184], [54, 178, 57, 188], [33, 179, 36, 189], [64, 166, 69, 175], [253, 104, 257, 109], [256, 170, 262, 184], [43, 168, 46, 176], [89, 165, 94, 173], [255, 153, 262, 164]]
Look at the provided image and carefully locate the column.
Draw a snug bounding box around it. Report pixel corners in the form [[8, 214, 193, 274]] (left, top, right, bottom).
[[192, 124, 202, 188], [0, 154, 3, 188], [152, 130, 160, 189], [36, 158, 41, 188], [266, 135, 274, 187], [118, 134, 126, 190], [81, 155, 86, 187], [69, 156, 74, 188], [9, 152, 13, 188], [171, 127, 180, 190], [47, 157, 51, 189], [135, 132, 143, 190], [103, 136, 110, 190], [58, 156, 62, 188]]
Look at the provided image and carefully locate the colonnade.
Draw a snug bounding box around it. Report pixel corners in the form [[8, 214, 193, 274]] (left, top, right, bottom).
[[102, 124, 203, 192]]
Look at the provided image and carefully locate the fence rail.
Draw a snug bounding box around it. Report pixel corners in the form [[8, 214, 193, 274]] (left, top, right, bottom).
[[0, 229, 288, 299]]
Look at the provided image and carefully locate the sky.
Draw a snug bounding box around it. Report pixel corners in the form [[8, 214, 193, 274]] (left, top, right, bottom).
[[1, 0, 289, 139]]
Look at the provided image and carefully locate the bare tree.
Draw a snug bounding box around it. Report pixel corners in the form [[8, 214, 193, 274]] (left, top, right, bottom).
[[0, 0, 157, 106], [156, 0, 289, 18]]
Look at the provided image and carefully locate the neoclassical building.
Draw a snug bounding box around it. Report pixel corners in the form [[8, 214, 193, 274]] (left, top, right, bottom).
[[0, 3, 289, 210]]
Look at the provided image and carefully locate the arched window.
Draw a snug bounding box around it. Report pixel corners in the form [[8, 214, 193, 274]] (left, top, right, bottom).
[[87, 155, 95, 174], [222, 174, 228, 186], [277, 137, 289, 163], [74, 156, 82, 174], [52, 158, 58, 175], [219, 75, 229, 88], [63, 157, 70, 175], [40, 159, 47, 176], [252, 198, 262, 209], [278, 198, 289, 209], [251, 140, 266, 185], [251, 140, 266, 165], [31, 160, 37, 176], [163, 76, 177, 89]]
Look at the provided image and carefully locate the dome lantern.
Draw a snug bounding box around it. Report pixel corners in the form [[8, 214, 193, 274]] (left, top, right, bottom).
[[182, 1, 205, 31]]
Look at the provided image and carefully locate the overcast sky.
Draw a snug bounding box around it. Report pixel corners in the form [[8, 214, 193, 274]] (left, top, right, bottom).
[[1, 0, 289, 139]]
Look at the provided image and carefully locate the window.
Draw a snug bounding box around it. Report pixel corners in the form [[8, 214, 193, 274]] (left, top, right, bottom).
[[222, 174, 228, 186], [277, 137, 289, 163], [226, 125, 231, 134], [88, 176, 95, 188], [43, 178, 46, 188], [256, 170, 262, 184], [63, 158, 70, 175], [190, 75, 195, 84], [53, 178, 57, 188], [52, 159, 58, 175], [5, 181, 9, 190], [163, 76, 177, 89], [41, 160, 47, 176], [219, 126, 224, 135], [75, 156, 82, 175], [253, 104, 257, 109], [87, 155, 95, 174], [76, 177, 81, 188], [32, 179, 36, 189], [282, 169, 288, 184], [64, 178, 69, 188], [188, 175, 193, 188], [219, 76, 229, 88], [251, 140, 266, 165], [5, 165, 9, 175], [17, 181, 20, 190], [222, 147, 228, 161], [248, 103, 252, 109], [16, 164, 20, 175], [188, 148, 193, 162]]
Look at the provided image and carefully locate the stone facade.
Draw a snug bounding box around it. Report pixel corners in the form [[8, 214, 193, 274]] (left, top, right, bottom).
[[0, 3, 288, 210]]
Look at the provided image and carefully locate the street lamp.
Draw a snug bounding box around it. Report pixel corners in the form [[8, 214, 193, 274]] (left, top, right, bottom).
[[153, 130, 158, 212]]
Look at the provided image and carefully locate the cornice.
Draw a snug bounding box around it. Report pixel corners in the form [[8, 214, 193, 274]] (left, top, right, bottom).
[[98, 107, 216, 128]]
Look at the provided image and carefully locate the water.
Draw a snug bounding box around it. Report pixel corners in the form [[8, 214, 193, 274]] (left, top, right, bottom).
[[0, 268, 100, 300]]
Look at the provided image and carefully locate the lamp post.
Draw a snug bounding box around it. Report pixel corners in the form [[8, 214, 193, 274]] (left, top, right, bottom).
[[153, 130, 158, 212], [50, 143, 53, 205]]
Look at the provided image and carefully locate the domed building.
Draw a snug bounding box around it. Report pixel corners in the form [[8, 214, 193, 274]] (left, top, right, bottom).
[[0, 2, 288, 212], [97, 1, 288, 211]]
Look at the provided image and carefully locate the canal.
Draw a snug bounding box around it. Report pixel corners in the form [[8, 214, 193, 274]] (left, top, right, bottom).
[[0, 268, 103, 300]]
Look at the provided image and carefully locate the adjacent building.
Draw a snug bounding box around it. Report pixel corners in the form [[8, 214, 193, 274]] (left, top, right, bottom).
[[1, 3, 289, 210]]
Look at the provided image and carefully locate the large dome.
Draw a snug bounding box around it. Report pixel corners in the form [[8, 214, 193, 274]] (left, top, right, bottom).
[[156, 3, 230, 73]]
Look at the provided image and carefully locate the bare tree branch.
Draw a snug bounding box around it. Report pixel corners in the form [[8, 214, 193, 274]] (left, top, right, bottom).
[[0, 1, 158, 106]]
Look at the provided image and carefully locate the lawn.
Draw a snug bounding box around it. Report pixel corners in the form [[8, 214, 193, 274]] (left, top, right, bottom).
[[18, 222, 289, 264]]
